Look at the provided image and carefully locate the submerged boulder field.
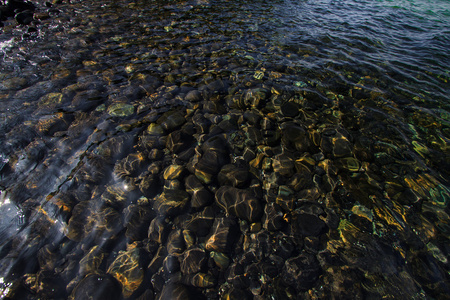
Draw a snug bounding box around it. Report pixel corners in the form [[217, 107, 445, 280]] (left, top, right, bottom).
[[0, 0, 449, 299]]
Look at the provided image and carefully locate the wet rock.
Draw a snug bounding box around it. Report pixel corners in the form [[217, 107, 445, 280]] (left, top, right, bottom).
[[163, 255, 180, 274], [286, 171, 313, 191], [148, 246, 167, 274], [320, 127, 353, 158], [159, 282, 191, 300], [210, 251, 230, 269], [34, 12, 50, 20], [0, 77, 27, 90], [15, 80, 57, 101], [166, 130, 193, 154], [22, 270, 66, 299], [15, 10, 33, 25], [281, 123, 310, 152], [185, 89, 202, 102], [71, 89, 103, 111], [138, 135, 165, 152], [153, 189, 189, 217], [281, 101, 300, 117], [183, 206, 215, 237], [294, 212, 328, 237], [163, 164, 185, 180], [86, 206, 123, 244], [37, 244, 60, 272], [158, 110, 186, 132], [272, 154, 295, 177], [114, 152, 146, 180], [336, 157, 361, 172], [191, 136, 229, 184], [148, 217, 170, 244], [194, 150, 226, 184], [262, 203, 285, 231], [184, 175, 213, 209], [205, 217, 238, 253], [283, 252, 321, 291], [243, 110, 262, 125], [77, 246, 105, 278], [182, 229, 195, 249], [69, 273, 121, 300], [181, 272, 216, 288], [192, 113, 211, 134], [124, 204, 154, 241], [409, 252, 450, 297], [181, 247, 207, 274], [215, 186, 263, 222], [107, 247, 144, 298], [167, 229, 185, 255], [137, 289, 155, 300], [107, 103, 134, 117], [66, 201, 93, 242], [139, 173, 159, 198], [39, 92, 63, 107], [225, 261, 249, 288], [243, 88, 268, 109], [262, 129, 281, 146], [220, 287, 251, 300], [217, 164, 249, 188], [333, 137, 353, 158], [147, 123, 165, 135]]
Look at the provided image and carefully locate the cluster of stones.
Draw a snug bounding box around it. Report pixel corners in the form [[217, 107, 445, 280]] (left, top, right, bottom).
[[0, 0, 63, 37], [0, 0, 449, 299]]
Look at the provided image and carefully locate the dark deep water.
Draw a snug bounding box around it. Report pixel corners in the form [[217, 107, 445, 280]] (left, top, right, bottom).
[[0, 0, 449, 299]]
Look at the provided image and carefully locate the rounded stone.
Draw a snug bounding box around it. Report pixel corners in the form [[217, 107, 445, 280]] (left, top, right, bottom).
[[296, 213, 328, 237], [159, 283, 191, 300], [181, 248, 207, 274], [262, 203, 285, 231], [158, 110, 186, 131], [147, 123, 164, 135], [69, 273, 121, 300], [283, 252, 321, 291], [185, 90, 202, 102], [281, 102, 300, 117], [217, 164, 249, 188], [183, 206, 215, 237], [107, 103, 134, 117], [185, 175, 213, 209], [163, 165, 185, 180], [205, 217, 238, 253], [107, 248, 144, 298], [272, 154, 295, 177], [167, 229, 186, 255], [215, 186, 263, 222], [153, 189, 189, 217]]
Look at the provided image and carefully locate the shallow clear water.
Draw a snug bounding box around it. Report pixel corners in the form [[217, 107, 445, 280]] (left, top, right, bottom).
[[0, 0, 449, 299]]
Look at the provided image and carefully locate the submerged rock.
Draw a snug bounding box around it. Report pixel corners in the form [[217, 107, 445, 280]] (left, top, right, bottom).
[[69, 273, 121, 300], [153, 189, 190, 217], [107, 103, 134, 117], [183, 206, 215, 237], [180, 247, 207, 274], [159, 282, 191, 300], [217, 164, 249, 188], [283, 252, 321, 291], [205, 217, 238, 253], [185, 175, 213, 209], [107, 248, 144, 298], [215, 186, 263, 222]]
